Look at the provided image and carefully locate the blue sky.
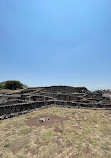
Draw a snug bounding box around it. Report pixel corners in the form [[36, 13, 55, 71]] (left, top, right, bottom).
[[0, 0, 111, 90]]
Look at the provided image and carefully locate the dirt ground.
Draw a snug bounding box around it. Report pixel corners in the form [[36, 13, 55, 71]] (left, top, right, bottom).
[[0, 89, 22, 94], [0, 106, 111, 158], [25, 114, 69, 128]]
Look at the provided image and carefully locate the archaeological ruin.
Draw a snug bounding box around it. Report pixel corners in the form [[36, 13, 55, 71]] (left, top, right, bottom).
[[0, 86, 111, 120]]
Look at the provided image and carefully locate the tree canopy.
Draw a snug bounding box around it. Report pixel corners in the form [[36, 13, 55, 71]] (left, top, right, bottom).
[[3, 81, 23, 90]]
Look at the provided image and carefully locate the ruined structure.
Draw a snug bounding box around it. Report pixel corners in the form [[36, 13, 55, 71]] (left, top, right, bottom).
[[0, 86, 111, 119]]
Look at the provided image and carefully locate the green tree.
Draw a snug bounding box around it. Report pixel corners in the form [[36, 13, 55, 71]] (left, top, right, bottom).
[[4, 81, 23, 90]]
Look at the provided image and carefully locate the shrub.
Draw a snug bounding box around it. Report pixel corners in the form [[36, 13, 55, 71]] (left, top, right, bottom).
[[4, 81, 23, 90], [0, 83, 3, 89]]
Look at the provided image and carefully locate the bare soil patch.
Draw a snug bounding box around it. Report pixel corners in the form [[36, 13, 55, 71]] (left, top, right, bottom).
[[25, 114, 69, 128], [83, 144, 90, 154]]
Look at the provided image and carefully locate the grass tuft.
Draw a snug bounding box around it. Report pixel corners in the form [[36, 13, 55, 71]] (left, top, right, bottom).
[[4, 143, 10, 147], [20, 128, 31, 135], [17, 156, 25, 158]]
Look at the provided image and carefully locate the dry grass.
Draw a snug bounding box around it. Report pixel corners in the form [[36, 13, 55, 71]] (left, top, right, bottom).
[[0, 106, 111, 158], [0, 89, 22, 94]]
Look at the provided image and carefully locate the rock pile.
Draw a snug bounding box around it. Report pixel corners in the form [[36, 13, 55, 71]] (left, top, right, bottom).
[[39, 117, 50, 123]]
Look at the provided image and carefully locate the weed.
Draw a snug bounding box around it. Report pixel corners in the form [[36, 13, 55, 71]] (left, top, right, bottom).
[[13, 121, 24, 128], [25, 115, 32, 119], [102, 142, 111, 151], [20, 128, 31, 134], [4, 143, 9, 147], [84, 129, 91, 135], [64, 126, 74, 133], [17, 156, 25, 158], [53, 123, 61, 128], [39, 130, 55, 143], [59, 127, 64, 132], [23, 145, 30, 149], [5, 139, 9, 142]]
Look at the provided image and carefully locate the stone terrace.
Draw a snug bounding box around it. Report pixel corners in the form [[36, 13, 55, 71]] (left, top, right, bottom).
[[0, 86, 111, 119]]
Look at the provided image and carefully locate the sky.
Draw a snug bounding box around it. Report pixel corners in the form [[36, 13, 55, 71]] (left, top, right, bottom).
[[0, 0, 111, 90]]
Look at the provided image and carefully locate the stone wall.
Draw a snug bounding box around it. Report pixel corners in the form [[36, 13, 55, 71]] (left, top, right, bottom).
[[0, 100, 111, 120], [0, 86, 111, 120]]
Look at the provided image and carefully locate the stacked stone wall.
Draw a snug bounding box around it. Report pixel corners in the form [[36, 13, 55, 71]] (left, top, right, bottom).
[[0, 86, 111, 120]]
